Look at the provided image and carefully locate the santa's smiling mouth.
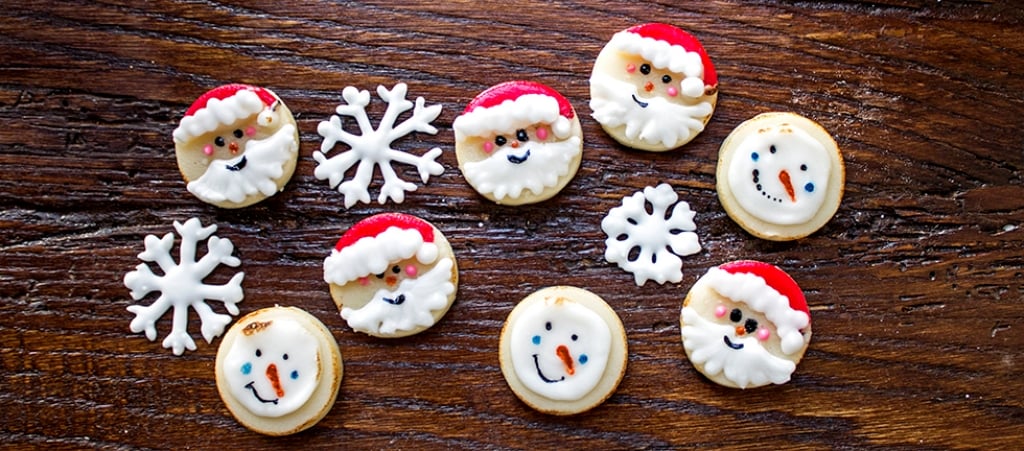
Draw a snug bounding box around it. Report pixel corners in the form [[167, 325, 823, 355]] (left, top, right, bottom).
[[532, 354, 565, 383], [723, 335, 744, 350], [225, 155, 247, 172], [244, 381, 279, 404], [631, 94, 649, 108], [382, 294, 406, 305], [506, 149, 531, 164]]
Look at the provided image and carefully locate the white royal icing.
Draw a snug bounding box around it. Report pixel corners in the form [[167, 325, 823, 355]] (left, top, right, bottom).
[[186, 123, 298, 204], [223, 316, 321, 418], [589, 72, 712, 149], [681, 306, 796, 388], [173, 89, 265, 143], [340, 257, 455, 335], [323, 226, 439, 286], [602, 183, 701, 286], [509, 296, 612, 401], [462, 135, 581, 201], [453, 94, 572, 141], [607, 30, 706, 96], [727, 125, 831, 225]]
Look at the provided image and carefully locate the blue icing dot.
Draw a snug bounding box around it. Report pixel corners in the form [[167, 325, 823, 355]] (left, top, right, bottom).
[[751, 152, 759, 161], [804, 182, 815, 193], [532, 335, 541, 345], [241, 362, 252, 375], [579, 354, 588, 365], [291, 370, 299, 380]]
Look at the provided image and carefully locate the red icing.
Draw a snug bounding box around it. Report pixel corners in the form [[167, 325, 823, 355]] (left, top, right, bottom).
[[462, 80, 575, 119], [333, 212, 435, 252], [183, 84, 277, 117], [625, 23, 718, 88], [718, 260, 810, 323]]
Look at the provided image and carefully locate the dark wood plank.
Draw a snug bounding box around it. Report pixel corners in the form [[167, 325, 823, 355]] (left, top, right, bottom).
[[1, 0, 1022, 448]]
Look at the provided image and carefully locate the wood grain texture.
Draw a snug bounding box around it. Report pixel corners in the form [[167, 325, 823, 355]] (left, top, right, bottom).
[[2, 0, 1022, 449]]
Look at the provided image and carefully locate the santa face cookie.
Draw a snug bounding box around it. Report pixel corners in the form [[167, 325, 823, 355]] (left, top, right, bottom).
[[716, 112, 844, 241], [590, 23, 718, 151], [499, 286, 628, 415], [323, 213, 458, 338], [174, 84, 299, 208], [454, 81, 583, 205], [216, 306, 343, 436], [680, 261, 811, 389]]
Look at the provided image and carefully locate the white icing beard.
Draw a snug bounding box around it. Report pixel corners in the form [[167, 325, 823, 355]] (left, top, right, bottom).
[[681, 307, 795, 388], [187, 123, 297, 204], [589, 73, 712, 149], [509, 299, 611, 401], [727, 127, 831, 225], [223, 318, 320, 418], [341, 257, 454, 335], [463, 136, 581, 200]]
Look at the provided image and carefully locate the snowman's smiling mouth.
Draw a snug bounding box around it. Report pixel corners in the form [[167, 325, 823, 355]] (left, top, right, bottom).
[[506, 149, 530, 165], [723, 335, 744, 350], [631, 94, 649, 108], [244, 381, 279, 404], [532, 354, 565, 383]]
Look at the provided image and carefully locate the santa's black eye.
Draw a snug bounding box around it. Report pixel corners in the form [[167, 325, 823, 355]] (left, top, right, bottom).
[[661, 75, 672, 84], [233, 129, 244, 138], [516, 129, 528, 142], [214, 136, 226, 147], [255, 349, 262, 357], [729, 308, 742, 323], [744, 319, 758, 334], [392, 265, 401, 274], [495, 136, 507, 146], [545, 321, 552, 331], [639, 63, 651, 75]]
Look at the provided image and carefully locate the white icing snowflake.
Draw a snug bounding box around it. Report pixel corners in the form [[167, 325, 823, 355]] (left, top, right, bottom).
[[314, 83, 444, 208], [123, 218, 244, 355], [602, 183, 701, 286]]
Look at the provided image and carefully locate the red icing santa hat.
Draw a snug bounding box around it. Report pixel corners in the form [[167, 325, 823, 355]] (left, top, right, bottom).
[[173, 84, 280, 144], [323, 213, 441, 285], [453, 81, 576, 142], [608, 23, 718, 98], [700, 260, 810, 355]]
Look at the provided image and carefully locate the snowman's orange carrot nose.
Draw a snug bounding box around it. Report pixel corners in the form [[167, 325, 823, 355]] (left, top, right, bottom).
[[556, 345, 575, 376], [779, 170, 796, 202], [266, 363, 285, 398]]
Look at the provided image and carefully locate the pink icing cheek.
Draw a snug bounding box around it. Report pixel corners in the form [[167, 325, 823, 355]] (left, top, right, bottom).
[[405, 265, 418, 277], [536, 127, 548, 141], [757, 328, 771, 341], [245, 126, 257, 136], [483, 141, 494, 153], [667, 86, 679, 97], [626, 63, 637, 74], [714, 305, 727, 318], [358, 276, 370, 286], [203, 144, 214, 156]]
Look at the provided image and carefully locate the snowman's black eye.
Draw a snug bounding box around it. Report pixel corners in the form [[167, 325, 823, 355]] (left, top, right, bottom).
[[233, 129, 244, 138], [661, 75, 672, 84], [545, 321, 552, 331], [392, 265, 401, 274], [770, 145, 777, 154], [571, 334, 578, 341], [516, 129, 528, 142], [800, 164, 808, 171], [729, 309, 742, 323], [283, 354, 289, 360], [639, 63, 651, 75], [495, 136, 507, 146], [255, 349, 262, 357], [214, 136, 226, 147]]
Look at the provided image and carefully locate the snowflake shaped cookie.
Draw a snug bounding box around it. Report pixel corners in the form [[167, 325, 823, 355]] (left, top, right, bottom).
[[602, 183, 701, 286], [314, 83, 445, 208], [123, 218, 245, 355]]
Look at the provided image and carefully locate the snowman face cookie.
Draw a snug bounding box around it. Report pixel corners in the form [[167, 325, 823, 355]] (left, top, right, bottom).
[[717, 112, 845, 240], [174, 84, 299, 209], [454, 81, 583, 205], [499, 286, 627, 415], [216, 306, 343, 436], [680, 261, 811, 389], [589, 23, 718, 151], [323, 213, 458, 338]]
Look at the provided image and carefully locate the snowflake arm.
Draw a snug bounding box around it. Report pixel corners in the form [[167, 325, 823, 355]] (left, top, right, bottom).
[[602, 184, 702, 286], [313, 82, 445, 208], [123, 218, 244, 355]]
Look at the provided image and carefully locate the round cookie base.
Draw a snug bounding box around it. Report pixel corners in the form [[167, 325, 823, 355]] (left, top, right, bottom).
[[498, 286, 628, 415], [716, 112, 844, 241]]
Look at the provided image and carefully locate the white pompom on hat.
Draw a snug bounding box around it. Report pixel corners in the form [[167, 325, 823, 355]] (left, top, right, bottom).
[[323, 213, 440, 285], [453, 80, 576, 142]]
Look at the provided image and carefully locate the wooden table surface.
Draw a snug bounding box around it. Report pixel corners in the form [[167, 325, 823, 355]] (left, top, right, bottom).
[[2, 1, 1022, 449]]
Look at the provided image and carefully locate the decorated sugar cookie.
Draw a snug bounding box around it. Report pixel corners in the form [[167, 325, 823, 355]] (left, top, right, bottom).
[[499, 286, 627, 415], [680, 261, 812, 389], [216, 306, 343, 436], [601, 183, 701, 286], [716, 112, 845, 240], [323, 213, 458, 338], [453, 81, 583, 205], [174, 84, 299, 208], [589, 23, 718, 151]]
